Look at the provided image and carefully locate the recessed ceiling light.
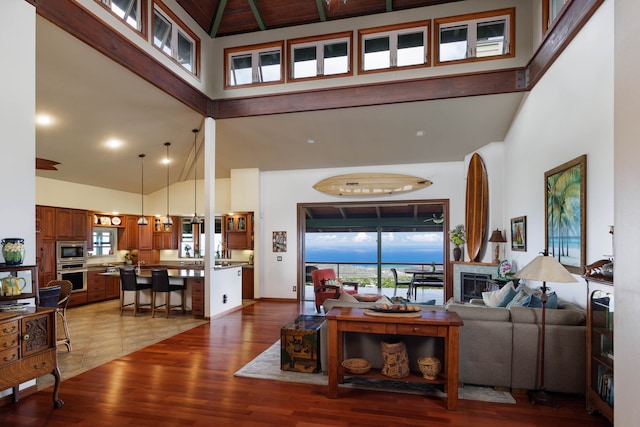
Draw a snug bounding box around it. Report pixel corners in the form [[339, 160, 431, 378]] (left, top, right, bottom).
[[415, 130, 426, 137], [307, 138, 315, 144], [35, 115, 52, 125], [106, 139, 123, 149]]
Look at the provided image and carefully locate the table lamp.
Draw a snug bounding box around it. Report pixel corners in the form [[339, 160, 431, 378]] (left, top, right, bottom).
[[488, 229, 506, 264], [515, 251, 577, 407]]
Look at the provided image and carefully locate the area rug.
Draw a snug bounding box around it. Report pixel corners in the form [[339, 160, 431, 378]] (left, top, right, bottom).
[[234, 341, 515, 404]]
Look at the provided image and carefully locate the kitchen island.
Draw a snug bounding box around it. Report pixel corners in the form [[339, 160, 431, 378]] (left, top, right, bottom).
[[100, 268, 205, 318]]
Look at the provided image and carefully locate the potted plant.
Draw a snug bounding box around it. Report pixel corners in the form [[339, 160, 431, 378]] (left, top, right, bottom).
[[449, 224, 466, 261]]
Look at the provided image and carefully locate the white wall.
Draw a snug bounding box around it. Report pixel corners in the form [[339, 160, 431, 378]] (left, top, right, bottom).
[[614, 0, 640, 424], [502, 1, 614, 307], [0, 0, 36, 398], [259, 161, 466, 299]]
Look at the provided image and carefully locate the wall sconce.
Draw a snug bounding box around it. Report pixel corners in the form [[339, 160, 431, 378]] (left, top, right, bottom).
[[488, 229, 506, 264]]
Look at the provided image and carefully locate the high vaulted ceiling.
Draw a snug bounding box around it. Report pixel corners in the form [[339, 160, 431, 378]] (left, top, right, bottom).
[[177, 0, 462, 38], [33, 0, 596, 197]]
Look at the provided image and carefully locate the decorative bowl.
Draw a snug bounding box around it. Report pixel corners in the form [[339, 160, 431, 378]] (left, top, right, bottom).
[[341, 358, 371, 375], [417, 356, 441, 380]]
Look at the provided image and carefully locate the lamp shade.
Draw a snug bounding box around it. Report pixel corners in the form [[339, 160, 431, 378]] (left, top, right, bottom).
[[488, 229, 506, 243], [515, 255, 577, 283]]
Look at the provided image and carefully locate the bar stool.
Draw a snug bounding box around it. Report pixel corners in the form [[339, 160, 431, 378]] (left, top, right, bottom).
[[43, 280, 73, 351], [120, 268, 152, 316], [151, 269, 185, 318]]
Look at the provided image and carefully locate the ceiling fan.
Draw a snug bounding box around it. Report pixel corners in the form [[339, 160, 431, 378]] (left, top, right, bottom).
[[423, 213, 445, 224], [36, 158, 60, 171]]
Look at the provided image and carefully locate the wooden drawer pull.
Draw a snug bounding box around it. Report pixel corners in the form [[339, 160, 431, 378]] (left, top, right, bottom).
[[3, 354, 17, 363], [33, 361, 48, 370], [2, 340, 17, 348], [2, 326, 17, 334]]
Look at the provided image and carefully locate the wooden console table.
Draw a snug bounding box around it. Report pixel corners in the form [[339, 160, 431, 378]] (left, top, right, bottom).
[[0, 307, 63, 408], [326, 307, 463, 410]]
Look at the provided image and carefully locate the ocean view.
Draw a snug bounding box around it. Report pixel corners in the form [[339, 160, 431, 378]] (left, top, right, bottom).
[[305, 231, 444, 264]]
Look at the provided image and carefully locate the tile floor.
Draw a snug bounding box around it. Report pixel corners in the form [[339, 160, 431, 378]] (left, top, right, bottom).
[[37, 299, 208, 390]]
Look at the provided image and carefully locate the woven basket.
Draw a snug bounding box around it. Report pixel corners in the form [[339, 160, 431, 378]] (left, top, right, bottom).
[[342, 358, 371, 374], [380, 338, 409, 378], [417, 356, 441, 380]]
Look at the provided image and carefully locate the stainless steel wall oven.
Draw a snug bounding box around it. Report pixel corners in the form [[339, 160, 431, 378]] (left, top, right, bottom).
[[56, 241, 88, 293]]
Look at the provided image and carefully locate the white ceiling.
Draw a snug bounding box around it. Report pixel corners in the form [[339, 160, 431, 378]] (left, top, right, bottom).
[[35, 17, 524, 195]]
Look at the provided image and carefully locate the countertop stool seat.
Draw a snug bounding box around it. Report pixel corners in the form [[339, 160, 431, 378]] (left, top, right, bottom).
[[151, 269, 186, 318], [43, 279, 74, 351], [120, 268, 152, 316]]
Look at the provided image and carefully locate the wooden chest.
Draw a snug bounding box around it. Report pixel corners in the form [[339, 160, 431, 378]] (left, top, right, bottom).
[[280, 315, 325, 373]]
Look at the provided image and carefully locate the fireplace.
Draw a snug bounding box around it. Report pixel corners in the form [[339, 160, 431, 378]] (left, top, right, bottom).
[[461, 273, 491, 302], [452, 262, 500, 302]]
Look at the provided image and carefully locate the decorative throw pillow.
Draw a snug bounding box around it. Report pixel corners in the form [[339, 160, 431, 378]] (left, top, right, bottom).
[[506, 289, 530, 308], [515, 283, 543, 297], [497, 286, 518, 307], [482, 282, 515, 307], [376, 295, 393, 305], [338, 291, 358, 302], [525, 291, 558, 309], [546, 292, 558, 309]]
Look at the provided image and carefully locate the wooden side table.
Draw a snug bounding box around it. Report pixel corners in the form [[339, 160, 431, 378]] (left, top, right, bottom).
[[326, 307, 463, 410]]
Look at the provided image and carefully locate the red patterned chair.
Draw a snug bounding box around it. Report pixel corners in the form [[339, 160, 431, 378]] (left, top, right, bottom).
[[311, 268, 358, 313]]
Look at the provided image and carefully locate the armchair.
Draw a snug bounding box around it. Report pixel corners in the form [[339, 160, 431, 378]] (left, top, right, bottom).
[[311, 268, 358, 313]]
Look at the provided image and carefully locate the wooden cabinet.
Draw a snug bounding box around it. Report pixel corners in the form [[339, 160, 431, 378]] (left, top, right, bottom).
[[190, 277, 204, 318], [87, 271, 106, 303], [0, 308, 63, 408], [38, 206, 56, 240], [223, 213, 254, 251], [138, 218, 153, 250], [55, 208, 86, 240], [152, 217, 179, 249], [0, 265, 38, 304], [86, 271, 120, 304], [585, 260, 614, 424], [118, 216, 140, 250], [105, 276, 120, 299], [242, 266, 254, 299]]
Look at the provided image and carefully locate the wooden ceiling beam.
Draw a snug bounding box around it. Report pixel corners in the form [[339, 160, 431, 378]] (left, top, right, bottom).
[[315, 0, 328, 21], [209, 0, 228, 38], [247, 0, 266, 31]]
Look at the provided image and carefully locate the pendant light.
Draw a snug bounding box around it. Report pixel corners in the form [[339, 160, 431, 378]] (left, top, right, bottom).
[[190, 128, 202, 225], [162, 142, 173, 226], [137, 154, 148, 225]]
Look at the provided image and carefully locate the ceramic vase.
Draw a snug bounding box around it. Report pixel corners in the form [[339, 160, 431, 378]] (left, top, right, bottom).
[[453, 246, 462, 261]]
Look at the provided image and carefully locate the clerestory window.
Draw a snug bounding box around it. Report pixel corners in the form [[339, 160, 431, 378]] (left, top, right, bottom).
[[287, 32, 352, 81], [435, 8, 514, 66], [97, 0, 144, 33], [358, 21, 430, 74], [152, 1, 199, 75], [225, 42, 284, 88]]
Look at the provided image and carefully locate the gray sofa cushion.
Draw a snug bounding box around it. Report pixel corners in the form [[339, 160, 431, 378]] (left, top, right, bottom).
[[509, 303, 585, 326], [445, 302, 511, 322]]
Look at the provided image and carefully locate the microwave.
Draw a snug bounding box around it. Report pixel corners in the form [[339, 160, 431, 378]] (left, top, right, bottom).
[[56, 241, 87, 264]]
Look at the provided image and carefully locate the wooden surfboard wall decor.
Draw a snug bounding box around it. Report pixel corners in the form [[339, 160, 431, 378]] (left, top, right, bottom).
[[465, 153, 489, 262], [313, 173, 432, 196]]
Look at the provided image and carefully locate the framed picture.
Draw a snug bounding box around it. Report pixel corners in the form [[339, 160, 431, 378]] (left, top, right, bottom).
[[273, 231, 287, 252], [510, 216, 527, 252], [544, 154, 586, 274]]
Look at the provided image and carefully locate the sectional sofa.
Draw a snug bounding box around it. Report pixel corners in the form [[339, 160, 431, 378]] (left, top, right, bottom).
[[319, 291, 586, 394]]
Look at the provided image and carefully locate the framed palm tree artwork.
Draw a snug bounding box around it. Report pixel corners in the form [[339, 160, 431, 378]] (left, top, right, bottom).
[[544, 154, 586, 274]]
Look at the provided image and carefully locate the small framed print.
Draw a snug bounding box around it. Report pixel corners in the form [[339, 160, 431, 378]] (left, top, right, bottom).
[[273, 231, 287, 252], [510, 216, 526, 252]]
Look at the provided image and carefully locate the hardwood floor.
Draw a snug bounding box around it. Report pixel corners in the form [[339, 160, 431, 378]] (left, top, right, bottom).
[[0, 300, 610, 426]]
